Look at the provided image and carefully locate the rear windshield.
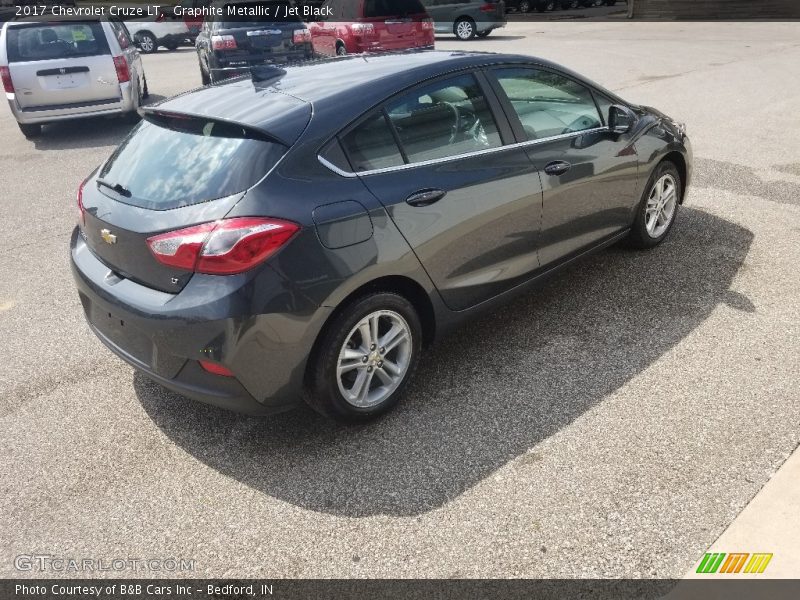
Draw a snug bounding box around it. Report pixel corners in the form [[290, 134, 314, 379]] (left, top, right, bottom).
[[214, 1, 301, 28], [98, 114, 286, 211], [363, 0, 426, 18], [6, 22, 109, 62]]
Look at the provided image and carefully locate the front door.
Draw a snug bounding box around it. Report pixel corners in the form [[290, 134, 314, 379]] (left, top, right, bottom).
[[340, 72, 543, 311], [487, 66, 640, 267]]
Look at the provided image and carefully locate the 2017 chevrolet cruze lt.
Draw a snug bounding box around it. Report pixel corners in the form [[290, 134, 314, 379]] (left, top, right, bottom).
[[70, 51, 692, 421]]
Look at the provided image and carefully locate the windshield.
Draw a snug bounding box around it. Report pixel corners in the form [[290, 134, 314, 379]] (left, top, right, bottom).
[[98, 114, 286, 211]]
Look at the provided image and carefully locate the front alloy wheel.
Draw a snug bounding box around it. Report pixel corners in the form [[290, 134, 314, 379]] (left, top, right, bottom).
[[645, 174, 678, 239], [305, 292, 421, 421]]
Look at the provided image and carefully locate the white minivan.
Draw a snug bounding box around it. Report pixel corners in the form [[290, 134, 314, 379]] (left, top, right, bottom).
[[0, 17, 147, 138]]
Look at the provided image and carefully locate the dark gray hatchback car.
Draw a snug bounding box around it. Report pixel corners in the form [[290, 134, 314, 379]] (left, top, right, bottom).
[[71, 51, 691, 421]]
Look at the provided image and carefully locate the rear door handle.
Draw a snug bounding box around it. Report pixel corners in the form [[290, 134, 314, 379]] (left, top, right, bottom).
[[406, 188, 447, 207], [544, 160, 571, 176]]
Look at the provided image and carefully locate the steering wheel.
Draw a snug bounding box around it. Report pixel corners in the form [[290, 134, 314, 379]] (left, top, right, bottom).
[[446, 103, 490, 147]]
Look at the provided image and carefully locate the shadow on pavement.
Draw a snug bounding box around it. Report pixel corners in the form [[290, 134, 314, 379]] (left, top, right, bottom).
[[31, 95, 168, 151], [135, 207, 753, 517]]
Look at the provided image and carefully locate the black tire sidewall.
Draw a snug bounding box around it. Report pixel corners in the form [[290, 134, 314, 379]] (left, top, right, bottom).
[[305, 293, 422, 421], [629, 161, 682, 248]]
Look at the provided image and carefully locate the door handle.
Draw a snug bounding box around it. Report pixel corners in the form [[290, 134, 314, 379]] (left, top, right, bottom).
[[406, 188, 447, 207], [544, 160, 571, 176]]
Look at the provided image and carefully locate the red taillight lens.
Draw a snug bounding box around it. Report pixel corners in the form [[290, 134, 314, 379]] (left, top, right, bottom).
[[211, 35, 237, 50], [479, 2, 496, 11], [113, 56, 130, 83], [421, 19, 434, 31], [77, 179, 87, 226], [0, 66, 14, 94], [147, 217, 300, 275], [292, 28, 311, 44], [199, 360, 234, 377]]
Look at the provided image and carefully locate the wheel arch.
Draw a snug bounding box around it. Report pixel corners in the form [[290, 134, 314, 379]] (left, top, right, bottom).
[[661, 151, 687, 203]]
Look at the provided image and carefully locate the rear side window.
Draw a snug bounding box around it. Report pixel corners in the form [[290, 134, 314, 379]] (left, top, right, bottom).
[[98, 115, 286, 210], [6, 22, 110, 62], [340, 112, 404, 172], [363, 0, 426, 17]]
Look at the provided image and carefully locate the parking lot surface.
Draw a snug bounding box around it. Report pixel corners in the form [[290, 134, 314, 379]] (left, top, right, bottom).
[[1, 21, 799, 578]]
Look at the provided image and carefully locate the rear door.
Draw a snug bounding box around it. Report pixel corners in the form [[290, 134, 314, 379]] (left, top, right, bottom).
[[6, 21, 120, 109], [339, 71, 543, 311], [363, 0, 430, 50]]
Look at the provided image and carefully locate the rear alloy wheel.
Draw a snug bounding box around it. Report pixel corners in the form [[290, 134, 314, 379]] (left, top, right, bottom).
[[561, 0, 579, 8], [305, 293, 421, 421], [518, 0, 531, 11], [137, 32, 157, 53], [454, 17, 476, 40], [627, 161, 682, 249], [537, 0, 555, 11], [18, 122, 42, 139]]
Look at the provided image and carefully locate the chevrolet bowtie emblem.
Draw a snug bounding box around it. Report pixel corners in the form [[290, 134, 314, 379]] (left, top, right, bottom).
[[100, 229, 117, 245]]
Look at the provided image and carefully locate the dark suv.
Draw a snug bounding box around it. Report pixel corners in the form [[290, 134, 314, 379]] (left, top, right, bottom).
[[196, 0, 314, 84]]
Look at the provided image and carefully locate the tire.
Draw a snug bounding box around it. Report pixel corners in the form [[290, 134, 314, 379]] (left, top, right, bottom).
[[561, 0, 579, 8], [605, 0, 617, 4], [476, 30, 491, 38], [454, 17, 476, 40], [518, 0, 531, 11], [18, 122, 41, 138], [536, 0, 555, 11], [200, 60, 210, 85], [136, 32, 157, 54], [626, 161, 682, 249], [141, 74, 149, 99], [304, 292, 422, 422], [335, 41, 347, 56], [164, 40, 179, 51]]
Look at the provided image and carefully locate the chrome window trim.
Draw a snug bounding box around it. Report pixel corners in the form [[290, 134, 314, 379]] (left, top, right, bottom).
[[318, 127, 609, 178]]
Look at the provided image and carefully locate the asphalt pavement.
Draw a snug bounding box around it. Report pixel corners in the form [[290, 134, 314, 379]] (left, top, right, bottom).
[[1, 21, 799, 578]]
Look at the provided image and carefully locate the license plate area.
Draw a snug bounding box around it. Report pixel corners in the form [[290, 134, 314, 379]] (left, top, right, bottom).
[[90, 305, 153, 367], [247, 30, 283, 48]]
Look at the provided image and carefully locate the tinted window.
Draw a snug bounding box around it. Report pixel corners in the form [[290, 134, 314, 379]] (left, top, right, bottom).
[[6, 22, 109, 62], [385, 73, 501, 163], [364, 0, 426, 17], [340, 113, 404, 172], [493, 68, 602, 140], [98, 115, 286, 210]]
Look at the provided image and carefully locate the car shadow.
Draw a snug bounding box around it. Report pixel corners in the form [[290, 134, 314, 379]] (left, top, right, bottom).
[[31, 95, 168, 151], [135, 207, 753, 517]]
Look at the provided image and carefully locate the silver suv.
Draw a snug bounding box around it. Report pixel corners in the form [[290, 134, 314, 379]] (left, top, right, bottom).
[[0, 17, 147, 138]]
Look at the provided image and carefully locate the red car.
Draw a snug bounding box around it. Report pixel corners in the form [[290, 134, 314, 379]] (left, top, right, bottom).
[[310, 0, 434, 56]]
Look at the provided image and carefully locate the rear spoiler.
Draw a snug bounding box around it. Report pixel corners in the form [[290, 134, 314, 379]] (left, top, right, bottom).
[[140, 108, 290, 147]]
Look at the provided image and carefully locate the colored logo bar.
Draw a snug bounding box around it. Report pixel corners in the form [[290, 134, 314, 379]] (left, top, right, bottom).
[[696, 552, 773, 574]]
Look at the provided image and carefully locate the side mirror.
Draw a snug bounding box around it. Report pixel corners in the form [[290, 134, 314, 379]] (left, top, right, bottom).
[[608, 104, 635, 134]]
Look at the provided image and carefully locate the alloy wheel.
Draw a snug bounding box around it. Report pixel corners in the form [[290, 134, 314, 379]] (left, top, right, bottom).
[[645, 174, 678, 238], [455, 20, 474, 40], [336, 310, 412, 408], [139, 35, 155, 53]]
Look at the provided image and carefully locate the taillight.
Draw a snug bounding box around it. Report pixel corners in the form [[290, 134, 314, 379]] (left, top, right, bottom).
[[146, 217, 300, 275], [211, 35, 237, 50], [113, 56, 130, 83], [421, 19, 434, 31], [350, 23, 375, 35], [0, 66, 13, 94], [199, 360, 234, 377], [292, 28, 311, 44], [479, 2, 496, 12], [77, 179, 87, 226]]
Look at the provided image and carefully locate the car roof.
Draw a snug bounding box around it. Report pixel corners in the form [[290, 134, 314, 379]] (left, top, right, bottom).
[[151, 51, 622, 143]]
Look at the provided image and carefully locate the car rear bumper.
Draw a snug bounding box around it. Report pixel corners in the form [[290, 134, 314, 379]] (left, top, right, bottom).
[[8, 81, 135, 125], [70, 228, 330, 415]]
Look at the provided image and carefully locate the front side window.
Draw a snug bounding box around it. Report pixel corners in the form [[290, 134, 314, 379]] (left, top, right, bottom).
[[493, 68, 602, 140], [385, 73, 501, 163]]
